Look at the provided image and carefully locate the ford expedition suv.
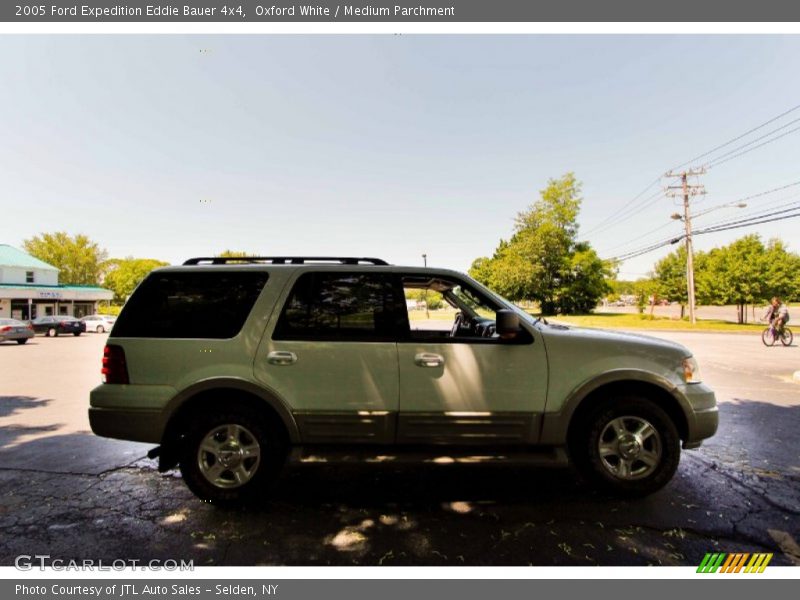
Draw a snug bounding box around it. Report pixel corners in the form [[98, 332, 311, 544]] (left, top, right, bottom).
[[89, 256, 718, 504]]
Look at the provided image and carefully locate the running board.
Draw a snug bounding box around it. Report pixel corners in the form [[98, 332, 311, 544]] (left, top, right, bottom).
[[288, 445, 569, 467]]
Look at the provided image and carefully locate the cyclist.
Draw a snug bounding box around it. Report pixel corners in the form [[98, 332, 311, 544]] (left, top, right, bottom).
[[764, 296, 790, 334]]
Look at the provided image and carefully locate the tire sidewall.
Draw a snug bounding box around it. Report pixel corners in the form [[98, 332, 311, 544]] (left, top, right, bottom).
[[178, 405, 286, 505], [576, 396, 681, 496]]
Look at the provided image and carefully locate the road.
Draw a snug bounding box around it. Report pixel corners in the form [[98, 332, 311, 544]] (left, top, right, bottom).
[[0, 329, 798, 566]]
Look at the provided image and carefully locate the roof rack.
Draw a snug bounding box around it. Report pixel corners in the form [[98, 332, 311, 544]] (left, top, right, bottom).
[[183, 256, 390, 266]]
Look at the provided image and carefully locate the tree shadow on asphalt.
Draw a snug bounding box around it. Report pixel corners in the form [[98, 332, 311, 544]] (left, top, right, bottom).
[[0, 395, 53, 418]]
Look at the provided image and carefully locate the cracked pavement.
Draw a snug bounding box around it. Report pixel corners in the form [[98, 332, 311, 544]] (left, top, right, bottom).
[[0, 331, 798, 566]]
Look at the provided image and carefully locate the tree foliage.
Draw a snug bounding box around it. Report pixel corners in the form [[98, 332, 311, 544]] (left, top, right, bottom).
[[103, 257, 169, 303], [469, 173, 613, 314], [653, 234, 800, 323], [23, 232, 108, 286]]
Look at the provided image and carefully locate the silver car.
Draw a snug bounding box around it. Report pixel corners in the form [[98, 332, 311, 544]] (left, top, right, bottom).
[[0, 318, 35, 345]]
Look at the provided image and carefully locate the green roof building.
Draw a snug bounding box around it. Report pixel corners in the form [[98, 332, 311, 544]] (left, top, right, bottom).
[[0, 244, 113, 320]]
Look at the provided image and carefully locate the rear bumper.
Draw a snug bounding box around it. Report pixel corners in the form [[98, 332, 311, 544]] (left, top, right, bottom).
[[89, 383, 176, 443], [89, 407, 164, 443]]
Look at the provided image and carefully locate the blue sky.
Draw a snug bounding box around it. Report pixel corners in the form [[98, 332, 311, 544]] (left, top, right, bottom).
[[2, 35, 799, 279]]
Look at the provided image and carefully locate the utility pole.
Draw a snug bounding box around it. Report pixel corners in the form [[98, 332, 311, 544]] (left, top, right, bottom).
[[665, 168, 706, 325], [422, 253, 429, 319]]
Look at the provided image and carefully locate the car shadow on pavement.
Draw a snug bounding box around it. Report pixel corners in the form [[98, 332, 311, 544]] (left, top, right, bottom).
[[0, 400, 798, 566]]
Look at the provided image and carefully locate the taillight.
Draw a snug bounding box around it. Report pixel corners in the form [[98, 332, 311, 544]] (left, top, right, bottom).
[[101, 344, 129, 384], [0, 326, 10, 332], [27, 324, 34, 330]]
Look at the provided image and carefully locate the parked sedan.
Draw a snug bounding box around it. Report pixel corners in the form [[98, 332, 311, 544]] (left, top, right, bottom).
[[31, 316, 86, 337], [80, 314, 116, 333], [0, 318, 35, 344]]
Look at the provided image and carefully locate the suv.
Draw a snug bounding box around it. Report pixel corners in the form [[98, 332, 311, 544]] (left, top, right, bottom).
[[89, 256, 718, 504]]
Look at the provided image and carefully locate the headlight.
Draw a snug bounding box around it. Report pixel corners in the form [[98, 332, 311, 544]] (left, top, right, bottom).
[[682, 357, 702, 384]]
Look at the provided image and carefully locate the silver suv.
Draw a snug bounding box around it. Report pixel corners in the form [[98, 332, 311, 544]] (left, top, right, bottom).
[[89, 256, 718, 504]]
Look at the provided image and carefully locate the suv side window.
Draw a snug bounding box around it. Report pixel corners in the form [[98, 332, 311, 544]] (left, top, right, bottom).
[[273, 272, 400, 341], [112, 271, 269, 339], [401, 274, 531, 344]]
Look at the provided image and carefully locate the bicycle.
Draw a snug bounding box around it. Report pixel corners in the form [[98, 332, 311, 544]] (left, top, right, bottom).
[[761, 323, 793, 346]]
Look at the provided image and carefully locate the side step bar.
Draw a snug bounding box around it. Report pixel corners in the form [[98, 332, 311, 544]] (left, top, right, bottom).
[[288, 445, 569, 467]]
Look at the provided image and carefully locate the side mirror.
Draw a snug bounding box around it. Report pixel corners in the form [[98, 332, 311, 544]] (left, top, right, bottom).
[[496, 310, 522, 337]]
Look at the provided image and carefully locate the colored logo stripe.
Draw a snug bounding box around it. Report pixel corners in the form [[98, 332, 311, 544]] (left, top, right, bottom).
[[697, 553, 773, 573]]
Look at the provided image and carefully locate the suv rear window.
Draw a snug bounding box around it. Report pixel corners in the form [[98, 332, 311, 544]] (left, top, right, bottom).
[[112, 271, 269, 339]]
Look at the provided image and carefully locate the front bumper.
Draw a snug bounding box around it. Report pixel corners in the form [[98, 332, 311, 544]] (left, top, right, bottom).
[[679, 382, 719, 448]]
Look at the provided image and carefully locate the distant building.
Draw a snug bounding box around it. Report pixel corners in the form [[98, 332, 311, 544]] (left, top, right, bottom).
[[0, 244, 113, 319]]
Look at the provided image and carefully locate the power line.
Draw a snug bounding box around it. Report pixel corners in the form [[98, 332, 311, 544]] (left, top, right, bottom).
[[581, 178, 663, 237], [586, 103, 800, 240], [705, 123, 800, 169], [608, 205, 800, 263], [670, 101, 800, 171], [698, 196, 800, 231], [599, 220, 682, 254], [694, 203, 800, 234]]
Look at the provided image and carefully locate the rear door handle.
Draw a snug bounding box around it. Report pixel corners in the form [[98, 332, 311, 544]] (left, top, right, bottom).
[[414, 353, 444, 368], [267, 351, 297, 366]]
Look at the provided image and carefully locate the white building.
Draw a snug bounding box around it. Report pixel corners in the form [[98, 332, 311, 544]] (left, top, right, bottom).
[[0, 244, 113, 319]]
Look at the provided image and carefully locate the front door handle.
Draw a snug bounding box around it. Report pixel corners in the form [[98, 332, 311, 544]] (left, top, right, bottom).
[[414, 353, 444, 368], [267, 351, 298, 366]]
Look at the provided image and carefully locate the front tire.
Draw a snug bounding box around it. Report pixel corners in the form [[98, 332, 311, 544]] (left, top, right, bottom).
[[178, 403, 287, 505], [47, 327, 57, 337], [762, 328, 776, 346], [17, 339, 27, 345], [572, 396, 681, 496]]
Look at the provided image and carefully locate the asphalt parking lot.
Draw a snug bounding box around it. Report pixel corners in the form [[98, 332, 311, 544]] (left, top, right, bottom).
[[0, 329, 798, 566]]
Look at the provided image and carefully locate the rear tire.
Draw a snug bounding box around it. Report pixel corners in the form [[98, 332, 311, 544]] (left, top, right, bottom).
[[780, 327, 793, 346], [17, 339, 27, 345], [178, 402, 287, 505], [73, 332, 81, 336], [47, 327, 57, 337], [571, 395, 681, 496]]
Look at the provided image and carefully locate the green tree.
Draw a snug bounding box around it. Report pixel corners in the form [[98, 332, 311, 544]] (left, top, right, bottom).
[[23, 232, 108, 285], [103, 257, 169, 303], [713, 235, 768, 323], [559, 243, 614, 314], [469, 173, 612, 314], [763, 238, 800, 302], [653, 247, 690, 318]]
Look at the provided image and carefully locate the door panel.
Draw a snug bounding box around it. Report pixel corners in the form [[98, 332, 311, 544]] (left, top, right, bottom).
[[397, 340, 547, 444], [254, 270, 402, 444]]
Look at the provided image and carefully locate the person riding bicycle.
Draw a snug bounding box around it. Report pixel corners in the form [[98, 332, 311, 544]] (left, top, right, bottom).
[[764, 297, 790, 333]]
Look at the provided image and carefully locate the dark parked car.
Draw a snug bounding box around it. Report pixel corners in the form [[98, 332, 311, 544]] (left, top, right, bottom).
[[0, 318, 35, 344], [31, 316, 86, 337]]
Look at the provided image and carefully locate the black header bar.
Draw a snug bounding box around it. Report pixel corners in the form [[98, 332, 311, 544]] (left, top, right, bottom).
[[4, 0, 800, 22]]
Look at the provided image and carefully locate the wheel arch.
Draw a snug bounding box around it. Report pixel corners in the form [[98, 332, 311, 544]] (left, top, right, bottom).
[[157, 378, 299, 471], [541, 370, 690, 446]]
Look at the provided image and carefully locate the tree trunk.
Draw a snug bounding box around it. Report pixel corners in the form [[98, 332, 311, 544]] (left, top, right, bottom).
[[680, 304, 685, 319]]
